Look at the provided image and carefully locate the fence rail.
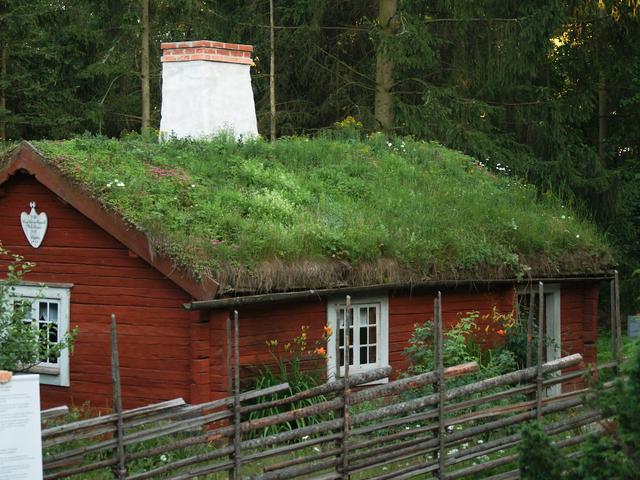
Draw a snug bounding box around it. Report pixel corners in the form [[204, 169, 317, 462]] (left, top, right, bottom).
[[40, 286, 621, 479]]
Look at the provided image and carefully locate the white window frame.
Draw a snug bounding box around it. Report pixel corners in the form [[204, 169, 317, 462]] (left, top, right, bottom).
[[327, 295, 389, 382], [7, 284, 71, 387]]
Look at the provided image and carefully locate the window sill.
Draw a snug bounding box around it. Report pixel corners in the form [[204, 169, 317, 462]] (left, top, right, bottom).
[[29, 365, 60, 376]]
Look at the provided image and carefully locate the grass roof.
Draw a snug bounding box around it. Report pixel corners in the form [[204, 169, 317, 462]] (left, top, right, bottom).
[[9, 133, 611, 293]]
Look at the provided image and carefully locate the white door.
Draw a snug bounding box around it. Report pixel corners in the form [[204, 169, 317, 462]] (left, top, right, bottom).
[[544, 289, 561, 396]]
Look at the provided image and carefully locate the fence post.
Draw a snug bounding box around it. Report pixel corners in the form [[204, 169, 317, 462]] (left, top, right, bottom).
[[227, 312, 234, 480], [614, 270, 622, 369], [526, 291, 534, 368], [434, 292, 446, 479], [233, 310, 242, 480], [610, 276, 618, 374], [536, 282, 544, 420], [110, 314, 127, 480], [340, 295, 352, 480]]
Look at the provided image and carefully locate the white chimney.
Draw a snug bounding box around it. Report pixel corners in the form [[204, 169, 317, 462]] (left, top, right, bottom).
[[159, 40, 259, 140]]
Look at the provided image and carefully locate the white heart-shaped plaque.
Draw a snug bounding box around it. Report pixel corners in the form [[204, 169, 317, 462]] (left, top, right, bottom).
[[20, 202, 48, 248]]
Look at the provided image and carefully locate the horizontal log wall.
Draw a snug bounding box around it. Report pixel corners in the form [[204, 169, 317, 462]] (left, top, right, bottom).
[[227, 283, 600, 386], [0, 174, 194, 409]]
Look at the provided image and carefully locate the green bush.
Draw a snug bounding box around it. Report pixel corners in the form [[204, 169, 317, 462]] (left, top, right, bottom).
[[518, 339, 640, 479], [519, 421, 564, 480], [0, 243, 77, 372], [246, 325, 331, 437], [404, 308, 518, 380]]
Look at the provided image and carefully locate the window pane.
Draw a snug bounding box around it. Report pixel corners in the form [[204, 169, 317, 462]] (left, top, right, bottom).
[[360, 326, 367, 343], [339, 329, 344, 347], [39, 302, 48, 322], [369, 307, 377, 325], [338, 309, 345, 328], [360, 346, 368, 364], [369, 325, 376, 342], [49, 323, 58, 344], [360, 307, 368, 326], [49, 303, 58, 323], [339, 349, 344, 367], [369, 346, 377, 363]]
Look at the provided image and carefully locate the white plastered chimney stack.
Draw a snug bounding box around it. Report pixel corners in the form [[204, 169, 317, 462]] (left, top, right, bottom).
[[159, 40, 259, 140]]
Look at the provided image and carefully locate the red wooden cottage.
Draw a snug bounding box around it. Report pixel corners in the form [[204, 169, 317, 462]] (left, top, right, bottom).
[[0, 139, 611, 410], [0, 41, 613, 410]]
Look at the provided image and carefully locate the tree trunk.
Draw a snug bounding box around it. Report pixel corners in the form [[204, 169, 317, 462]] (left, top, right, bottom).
[[0, 44, 6, 141], [269, 0, 276, 141], [597, 6, 607, 166], [140, 0, 150, 131], [598, 77, 607, 163], [374, 0, 397, 133]]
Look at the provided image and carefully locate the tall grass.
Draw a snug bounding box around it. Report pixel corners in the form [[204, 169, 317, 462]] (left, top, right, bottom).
[[28, 132, 610, 290]]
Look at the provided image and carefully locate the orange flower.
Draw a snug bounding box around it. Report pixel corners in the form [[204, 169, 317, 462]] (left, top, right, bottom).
[[497, 329, 506, 336], [323, 325, 333, 336], [314, 347, 326, 356]]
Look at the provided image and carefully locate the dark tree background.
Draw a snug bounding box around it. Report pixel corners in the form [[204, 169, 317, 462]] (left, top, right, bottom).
[[1, 0, 639, 309]]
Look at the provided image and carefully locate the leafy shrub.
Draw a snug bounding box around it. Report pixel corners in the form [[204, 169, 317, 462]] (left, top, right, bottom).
[[246, 325, 332, 437], [0, 243, 77, 372], [565, 434, 631, 480], [518, 340, 640, 479], [404, 307, 518, 380], [518, 421, 564, 480]]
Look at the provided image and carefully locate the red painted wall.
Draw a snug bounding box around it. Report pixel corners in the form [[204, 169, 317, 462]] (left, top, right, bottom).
[[0, 174, 194, 409], [208, 299, 328, 400], [221, 283, 599, 391]]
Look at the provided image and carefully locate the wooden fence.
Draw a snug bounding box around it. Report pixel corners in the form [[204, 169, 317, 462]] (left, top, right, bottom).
[[40, 284, 622, 479]]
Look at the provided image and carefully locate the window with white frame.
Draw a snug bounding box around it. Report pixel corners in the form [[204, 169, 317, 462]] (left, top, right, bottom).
[[9, 285, 71, 386], [327, 295, 389, 380]]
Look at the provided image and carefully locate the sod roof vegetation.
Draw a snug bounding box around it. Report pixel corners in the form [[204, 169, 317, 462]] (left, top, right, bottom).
[[4, 133, 612, 293]]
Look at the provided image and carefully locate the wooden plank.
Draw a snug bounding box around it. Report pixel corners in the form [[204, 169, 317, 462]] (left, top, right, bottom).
[[41, 406, 68, 421]]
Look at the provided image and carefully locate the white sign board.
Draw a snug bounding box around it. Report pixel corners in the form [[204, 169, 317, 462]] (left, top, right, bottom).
[[0, 374, 43, 480], [20, 201, 48, 249]]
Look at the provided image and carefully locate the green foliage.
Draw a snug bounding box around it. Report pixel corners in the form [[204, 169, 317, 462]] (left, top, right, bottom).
[[28, 134, 609, 291], [404, 308, 519, 383], [518, 421, 565, 480], [247, 325, 330, 437], [604, 338, 640, 469], [0, 0, 639, 305], [566, 434, 631, 480], [519, 340, 640, 479], [0, 243, 77, 372]]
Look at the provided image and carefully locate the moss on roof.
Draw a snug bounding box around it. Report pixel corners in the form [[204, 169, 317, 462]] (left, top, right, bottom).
[[11, 133, 612, 292]]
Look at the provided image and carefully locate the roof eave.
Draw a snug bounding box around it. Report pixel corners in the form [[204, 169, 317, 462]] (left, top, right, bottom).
[[1, 142, 219, 300], [185, 272, 614, 311]]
